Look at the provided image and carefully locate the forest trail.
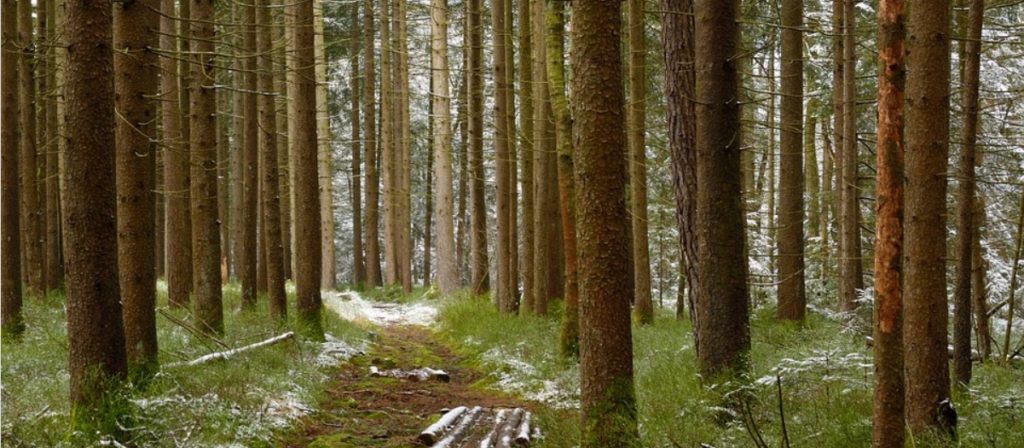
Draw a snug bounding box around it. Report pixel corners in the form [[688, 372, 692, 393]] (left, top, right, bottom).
[[283, 294, 538, 447]]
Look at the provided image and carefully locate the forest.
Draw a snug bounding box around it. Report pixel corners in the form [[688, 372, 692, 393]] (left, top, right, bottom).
[[1, 0, 1023, 446]]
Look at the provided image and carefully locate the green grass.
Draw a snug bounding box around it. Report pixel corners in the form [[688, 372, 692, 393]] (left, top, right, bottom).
[[1, 282, 366, 447], [436, 297, 1024, 447]]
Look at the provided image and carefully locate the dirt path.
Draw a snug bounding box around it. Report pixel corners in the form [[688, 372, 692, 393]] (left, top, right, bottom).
[[281, 325, 536, 447]]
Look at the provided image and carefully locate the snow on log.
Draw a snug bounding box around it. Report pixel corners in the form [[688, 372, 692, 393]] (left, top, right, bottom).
[[371, 366, 451, 382], [514, 411, 531, 446], [165, 332, 295, 368], [419, 406, 468, 445], [497, 408, 525, 448], [431, 406, 483, 448], [479, 408, 509, 448]]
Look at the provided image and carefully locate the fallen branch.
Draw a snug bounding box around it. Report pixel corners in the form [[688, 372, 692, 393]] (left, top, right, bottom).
[[514, 411, 532, 446], [165, 332, 295, 368], [158, 308, 230, 350], [419, 406, 467, 445], [431, 406, 483, 448]]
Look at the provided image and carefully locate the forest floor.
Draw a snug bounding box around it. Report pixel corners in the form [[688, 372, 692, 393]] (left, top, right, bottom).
[[281, 290, 556, 447]]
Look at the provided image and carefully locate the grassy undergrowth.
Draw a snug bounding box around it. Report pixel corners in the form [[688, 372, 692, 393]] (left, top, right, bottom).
[[1, 282, 366, 447], [437, 296, 1024, 447]]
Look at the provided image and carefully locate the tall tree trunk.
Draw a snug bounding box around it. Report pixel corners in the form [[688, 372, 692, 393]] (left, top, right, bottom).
[[519, 0, 536, 315], [431, 0, 458, 294], [190, 0, 224, 335], [777, 0, 806, 321], [316, 0, 337, 289], [531, 0, 552, 316], [839, 0, 862, 312], [492, 0, 513, 313], [364, 0, 382, 287], [871, 1, 906, 444], [19, 0, 42, 296], [351, 2, 365, 285], [240, 1, 259, 308], [547, 0, 579, 358], [904, 0, 953, 436], [163, 0, 192, 308], [953, 0, 984, 386], [972, 197, 991, 359], [694, 0, 750, 377], [766, 40, 777, 277], [1, 0, 24, 337], [258, 0, 287, 318], [381, 0, 396, 286], [43, 0, 61, 291], [426, 68, 435, 285], [629, 0, 652, 325], [456, 51, 469, 284], [230, 3, 245, 281], [293, 0, 325, 339], [398, 0, 412, 292], [572, 0, 639, 444], [63, 0, 128, 417], [805, 112, 820, 236], [468, 0, 489, 294], [506, 0, 519, 311], [276, 10, 292, 282], [662, 0, 699, 328], [830, 0, 843, 297], [114, 0, 159, 375]]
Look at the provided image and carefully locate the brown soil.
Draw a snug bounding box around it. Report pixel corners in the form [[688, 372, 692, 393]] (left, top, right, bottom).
[[280, 326, 536, 447]]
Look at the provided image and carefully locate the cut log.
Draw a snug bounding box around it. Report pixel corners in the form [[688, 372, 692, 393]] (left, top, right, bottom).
[[479, 408, 509, 448], [371, 366, 451, 382], [164, 332, 295, 368], [431, 406, 483, 448], [419, 406, 468, 445], [514, 411, 531, 446], [497, 408, 525, 448]]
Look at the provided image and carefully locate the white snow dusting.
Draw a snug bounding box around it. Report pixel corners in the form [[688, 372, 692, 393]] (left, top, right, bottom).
[[322, 290, 438, 327]]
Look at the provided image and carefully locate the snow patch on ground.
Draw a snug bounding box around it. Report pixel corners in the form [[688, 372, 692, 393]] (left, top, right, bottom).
[[260, 391, 313, 428], [479, 345, 580, 409], [314, 333, 367, 367], [322, 290, 438, 327]]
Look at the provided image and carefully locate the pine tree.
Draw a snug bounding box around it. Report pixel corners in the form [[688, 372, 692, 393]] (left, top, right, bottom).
[[629, 0, 653, 325], [259, 0, 287, 317], [163, 0, 192, 309], [776, 0, 806, 321], [468, 0, 489, 294], [492, 0, 513, 313], [364, 0, 382, 287], [1, 0, 24, 338], [432, 0, 458, 294]]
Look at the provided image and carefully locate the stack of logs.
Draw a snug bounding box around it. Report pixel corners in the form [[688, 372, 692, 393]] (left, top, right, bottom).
[[418, 406, 536, 447]]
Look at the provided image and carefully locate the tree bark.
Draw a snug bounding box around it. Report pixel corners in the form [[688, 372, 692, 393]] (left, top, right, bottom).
[[114, 0, 160, 374], [43, 0, 61, 291], [519, 0, 536, 315], [694, 0, 750, 377], [532, 0, 553, 316], [972, 197, 991, 359], [240, 0, 259, 308], [629, 0, 652, 325], [293, 0, 325, 339], [572, 0, 640, 445], [432, 0, 458, 294], [492, 0, 513, 313], [380, 0, 396, 286], [316, 0, 337, 289], [871, 1, 906, 444], [1, 0, 23, 337], [190, 0, 224, 336], [953, 0, 984, 386], [904, 0, 953, 436], [19, 0, 42, 296], [839, 0, 862, 312], [351, 2, 365, 285], [547, 0, 579, 358], [163, 0, 192, 309], [506, 0, 519, 312], [259, 0, 287, 318], [63, 0, 128, 414], [468, 0, 489, 294], [364, 0, 382, 287], [661, 0, 699, 328], [397, 0, 412, 292], [777, 0, 806, 321]]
